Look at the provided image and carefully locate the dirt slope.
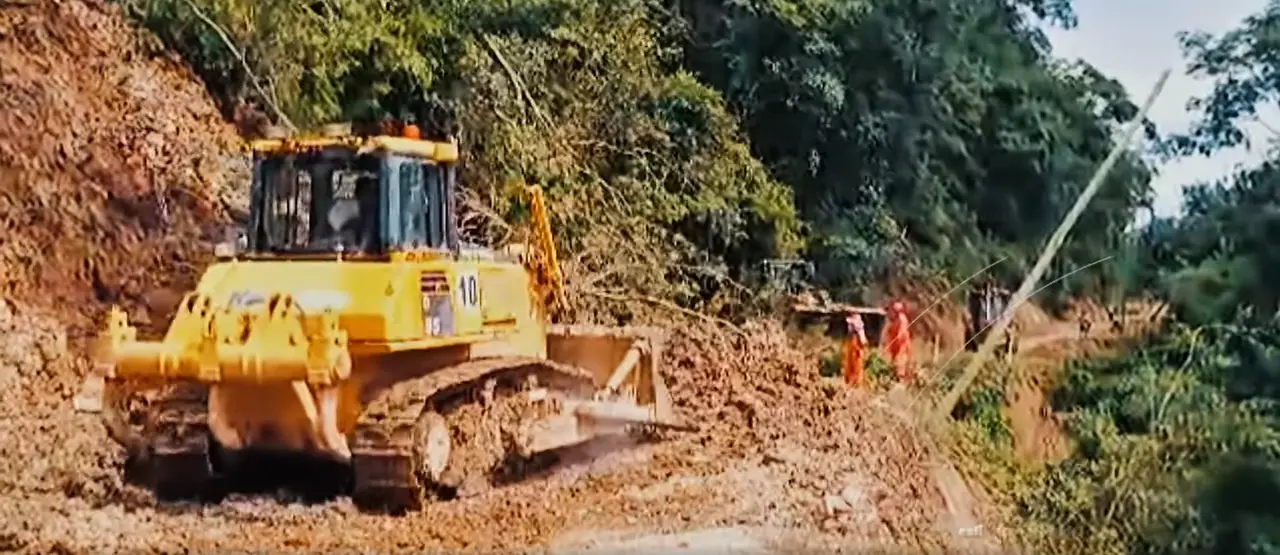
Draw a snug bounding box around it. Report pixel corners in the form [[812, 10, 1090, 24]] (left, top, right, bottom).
[[0, 0, 243, 331], [0, 2, 961, 553], [1003, 300, 1166, 462]]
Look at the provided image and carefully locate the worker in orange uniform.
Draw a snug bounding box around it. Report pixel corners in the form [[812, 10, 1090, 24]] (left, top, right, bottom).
[[842, 312, 868, 388], [881, 301, 915, 385]]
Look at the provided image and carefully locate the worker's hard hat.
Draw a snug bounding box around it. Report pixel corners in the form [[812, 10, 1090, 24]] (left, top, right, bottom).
[[890, 301, 906, 313]]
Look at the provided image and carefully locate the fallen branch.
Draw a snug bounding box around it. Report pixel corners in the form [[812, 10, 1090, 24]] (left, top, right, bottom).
[[584, 289, 746, 337], [479, 34, 553, 131]]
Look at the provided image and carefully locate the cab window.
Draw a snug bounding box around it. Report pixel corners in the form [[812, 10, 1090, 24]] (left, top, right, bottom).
[[425, 164, 448, 248], [399, 161, 429, 248], [251, 149, 381, 254], [393, 157, 448, 249]]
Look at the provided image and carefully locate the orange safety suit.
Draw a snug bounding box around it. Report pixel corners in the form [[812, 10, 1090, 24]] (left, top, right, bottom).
[[882, 302, 914, 385], [842, 314, 867, 388]]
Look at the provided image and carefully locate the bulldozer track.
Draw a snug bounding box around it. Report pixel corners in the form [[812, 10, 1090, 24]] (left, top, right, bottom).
[[108, 382, 219, 502], [350, 357, 597, 514], [103, 358, 601, 511]]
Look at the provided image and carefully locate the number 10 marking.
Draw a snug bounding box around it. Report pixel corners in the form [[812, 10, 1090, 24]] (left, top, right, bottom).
[[457, 273, 479, 307]]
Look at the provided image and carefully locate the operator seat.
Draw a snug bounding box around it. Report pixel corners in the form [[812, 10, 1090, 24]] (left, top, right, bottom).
[[325, 176, 379, 252]]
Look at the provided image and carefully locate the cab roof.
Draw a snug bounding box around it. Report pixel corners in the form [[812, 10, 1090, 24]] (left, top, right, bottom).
[[246, 125, 459, 163]]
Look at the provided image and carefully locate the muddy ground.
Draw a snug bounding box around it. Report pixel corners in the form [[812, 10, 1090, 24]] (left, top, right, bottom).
[[0, 299, 959, 553]]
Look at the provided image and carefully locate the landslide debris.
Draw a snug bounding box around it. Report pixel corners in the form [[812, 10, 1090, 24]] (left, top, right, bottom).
[[0, 1, 956, 553], [1, 314, 954, 553], [0, 0, 243, 331]]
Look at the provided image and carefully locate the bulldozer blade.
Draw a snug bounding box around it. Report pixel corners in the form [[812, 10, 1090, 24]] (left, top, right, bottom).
[[569, 399, 695, 431], [545, 324, 676, 423], [519, 396, 696, 457], [73, 372, 105, 414]]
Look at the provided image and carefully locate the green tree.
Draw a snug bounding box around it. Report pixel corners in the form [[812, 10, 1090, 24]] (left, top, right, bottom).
[[122, 0, 803, 316], [664, 0, 1155, 300]]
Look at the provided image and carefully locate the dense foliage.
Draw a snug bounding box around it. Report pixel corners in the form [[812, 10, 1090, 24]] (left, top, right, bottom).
[[667, 0, 1154, 299], [1002, 2, 1280, 553], [119, 0, 1155, 314], [123, 0, 803, 317]]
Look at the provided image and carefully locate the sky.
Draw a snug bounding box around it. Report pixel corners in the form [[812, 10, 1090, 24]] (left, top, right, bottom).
[[1043, 0, 1269, 221]]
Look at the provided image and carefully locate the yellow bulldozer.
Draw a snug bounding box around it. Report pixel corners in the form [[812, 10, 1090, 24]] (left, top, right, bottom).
[[74, 121, 683, 513]]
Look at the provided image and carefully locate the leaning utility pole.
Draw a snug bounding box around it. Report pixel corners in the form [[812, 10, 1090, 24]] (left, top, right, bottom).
[[932, 69, 1172, 422]]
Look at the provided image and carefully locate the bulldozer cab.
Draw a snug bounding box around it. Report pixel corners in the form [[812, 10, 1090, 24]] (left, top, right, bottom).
[[227, 123, 460, 260]]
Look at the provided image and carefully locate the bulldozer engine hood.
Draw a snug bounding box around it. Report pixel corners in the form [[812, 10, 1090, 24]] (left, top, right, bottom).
[[226, 288, 351, 312], [200, 260, 378, 307], [193, 259, 472, 344]]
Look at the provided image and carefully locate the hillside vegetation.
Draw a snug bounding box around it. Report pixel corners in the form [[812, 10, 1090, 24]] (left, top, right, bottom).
[[952, 2, 1280, 554], [120, 0, 1154, 313]]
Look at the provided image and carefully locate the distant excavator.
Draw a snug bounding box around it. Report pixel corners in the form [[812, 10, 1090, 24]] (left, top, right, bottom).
[[759, 259, 888, 341], [74, 121, 685, 513]]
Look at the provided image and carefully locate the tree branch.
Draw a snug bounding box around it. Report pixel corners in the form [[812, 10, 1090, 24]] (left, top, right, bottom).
[[177, 0, 296, 131], [584, 288, 746, 337], [479, 34, 553, 131]]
